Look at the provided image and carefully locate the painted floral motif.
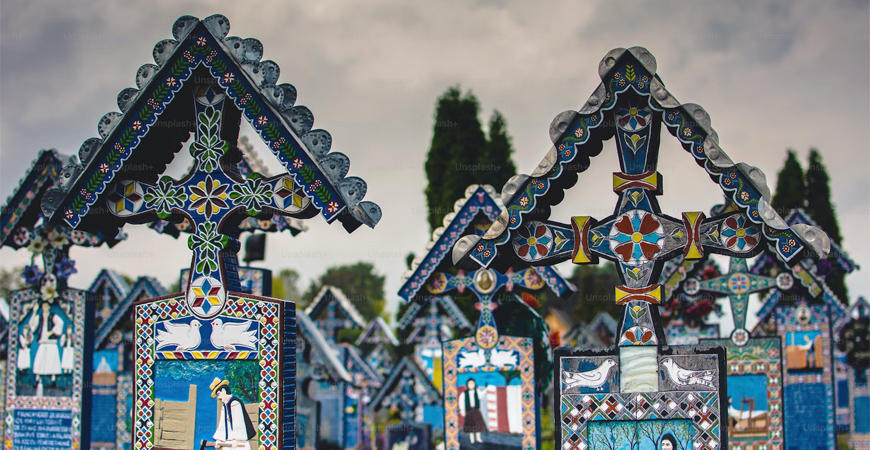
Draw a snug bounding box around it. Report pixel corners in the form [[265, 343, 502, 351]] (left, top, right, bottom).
[[720, 215, 759, 252], [608, 210, 664, 266], [12, 227, 30, 247], [22, 265, 42, 285], [622, 325, 655, 345], [69, 230, 91, 245], [40, 273, 58, 301], [189, 105, 227, 173], [426, 272, 448, 294], [189, 175, 229, 219], [623, 133, 647, 153], [476, 325, 498, 349], [28, 235, 46, 255], [523, 269, 545, 290], [188, 222, 227, 275], [513, 222, 553, 261], [144, 176, 188, 218], [616, 104, 651, 131], [229, 174, 272, 215], [54, 256, 77, 279], [47, 228, 68, 249]]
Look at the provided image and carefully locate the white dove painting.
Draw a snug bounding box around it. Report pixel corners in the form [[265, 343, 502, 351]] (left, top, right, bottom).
[[155, 320, 202, 351], [661, 357, 716, 388], [458, 349, 518, 369], [562, 359, 616, 391], [210, 318, 258, 351]]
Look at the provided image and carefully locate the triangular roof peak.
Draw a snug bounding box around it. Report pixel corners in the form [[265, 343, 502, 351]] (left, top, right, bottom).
[[341, 343, 384, 387], [368, 356, 442, 414], [305, 285, 367, 330], [1, 149, 74, 245], [356, 317, 399, 347], [94, 276, 168, 348], [41, 14, 380, 236], [452, 46, 830, 269], [297, 310, 352, 383], [89, 269, 132, 299], [400, 184, 503, 301], [783, 209, 857, 272]]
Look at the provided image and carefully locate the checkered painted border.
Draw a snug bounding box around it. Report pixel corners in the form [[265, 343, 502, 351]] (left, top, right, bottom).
[[559, 391, 722, 450], [133, 294, 287, 450], [0, 365, 5, 430], [442, 335, 537, 450], [719, 338, 784, 450], [3, 288, 90, 449], [116, 374, 133, 450]]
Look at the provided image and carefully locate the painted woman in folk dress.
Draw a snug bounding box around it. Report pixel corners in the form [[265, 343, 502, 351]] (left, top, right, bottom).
[[461, 377, 487, 444]]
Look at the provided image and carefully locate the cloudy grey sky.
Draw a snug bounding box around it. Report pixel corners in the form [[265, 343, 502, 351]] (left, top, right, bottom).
[[1, 0, 868, 322]]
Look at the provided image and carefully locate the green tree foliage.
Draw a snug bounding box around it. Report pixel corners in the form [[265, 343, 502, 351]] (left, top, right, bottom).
[[771, 150, 806, 215], [302, 262, 386, 321], [569, 262, 623, 325], [837, 316, 869, 371], [495, 294, 553, 390], [424, 87, 517, 232], [804, 150, 849, 301], [0, 266, 24, 299], [771, 149, 848, 302], [224, 360, 259, 403], [272, 268, 302, 305], [478, 110, 518, 189], [805, 149, 842, 243]]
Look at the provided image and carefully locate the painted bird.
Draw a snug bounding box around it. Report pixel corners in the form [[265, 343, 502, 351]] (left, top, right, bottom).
[[458, 349, 518, 369], [210, 318, 257, 350], [155, 320, 202, 351], [661, 357, 715, 388], [563, 359, 616, 389]]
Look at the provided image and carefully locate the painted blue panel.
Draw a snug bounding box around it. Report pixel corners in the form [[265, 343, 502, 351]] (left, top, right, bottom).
[[856, 397, 870, 434], [90, 393, 117, 442], [317, 382, 343, 445], [344, 393, 359, 448], [837, 379, 849, 408], [13, 409, 73, 450], [423, 404, 444, 431], [784, 383, 831, 450]]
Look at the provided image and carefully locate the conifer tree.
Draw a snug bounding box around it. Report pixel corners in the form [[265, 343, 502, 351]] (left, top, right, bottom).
[[424, 87, 486, 231], [424, 88, 517, 232], [805, 149, 847, 301], [805, 149, 842, 243], [477, 110, 518, 190], [771, 150, 806, 215]]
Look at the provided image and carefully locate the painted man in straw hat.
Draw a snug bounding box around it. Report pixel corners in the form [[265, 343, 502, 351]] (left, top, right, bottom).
[[210, 377, 256, 449]]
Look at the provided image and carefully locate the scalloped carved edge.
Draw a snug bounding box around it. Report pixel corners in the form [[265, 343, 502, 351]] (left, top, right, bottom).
[[41, 14, 379, 229]]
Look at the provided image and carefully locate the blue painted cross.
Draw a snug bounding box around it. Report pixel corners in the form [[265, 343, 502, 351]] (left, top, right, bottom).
[[107, 84, 311, 319], [426, 267, 548, 352]]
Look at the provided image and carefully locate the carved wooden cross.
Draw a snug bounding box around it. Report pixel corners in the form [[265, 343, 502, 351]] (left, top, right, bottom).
[[107, 84, 309, 319], [692, 257, 786, 345], [426, 267, 548, 351], [9, 221, 106, 295], [501, 94, 771, 347]]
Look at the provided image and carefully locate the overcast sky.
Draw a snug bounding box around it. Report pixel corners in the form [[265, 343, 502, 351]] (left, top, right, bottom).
[[1, 0, 867, 324]]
